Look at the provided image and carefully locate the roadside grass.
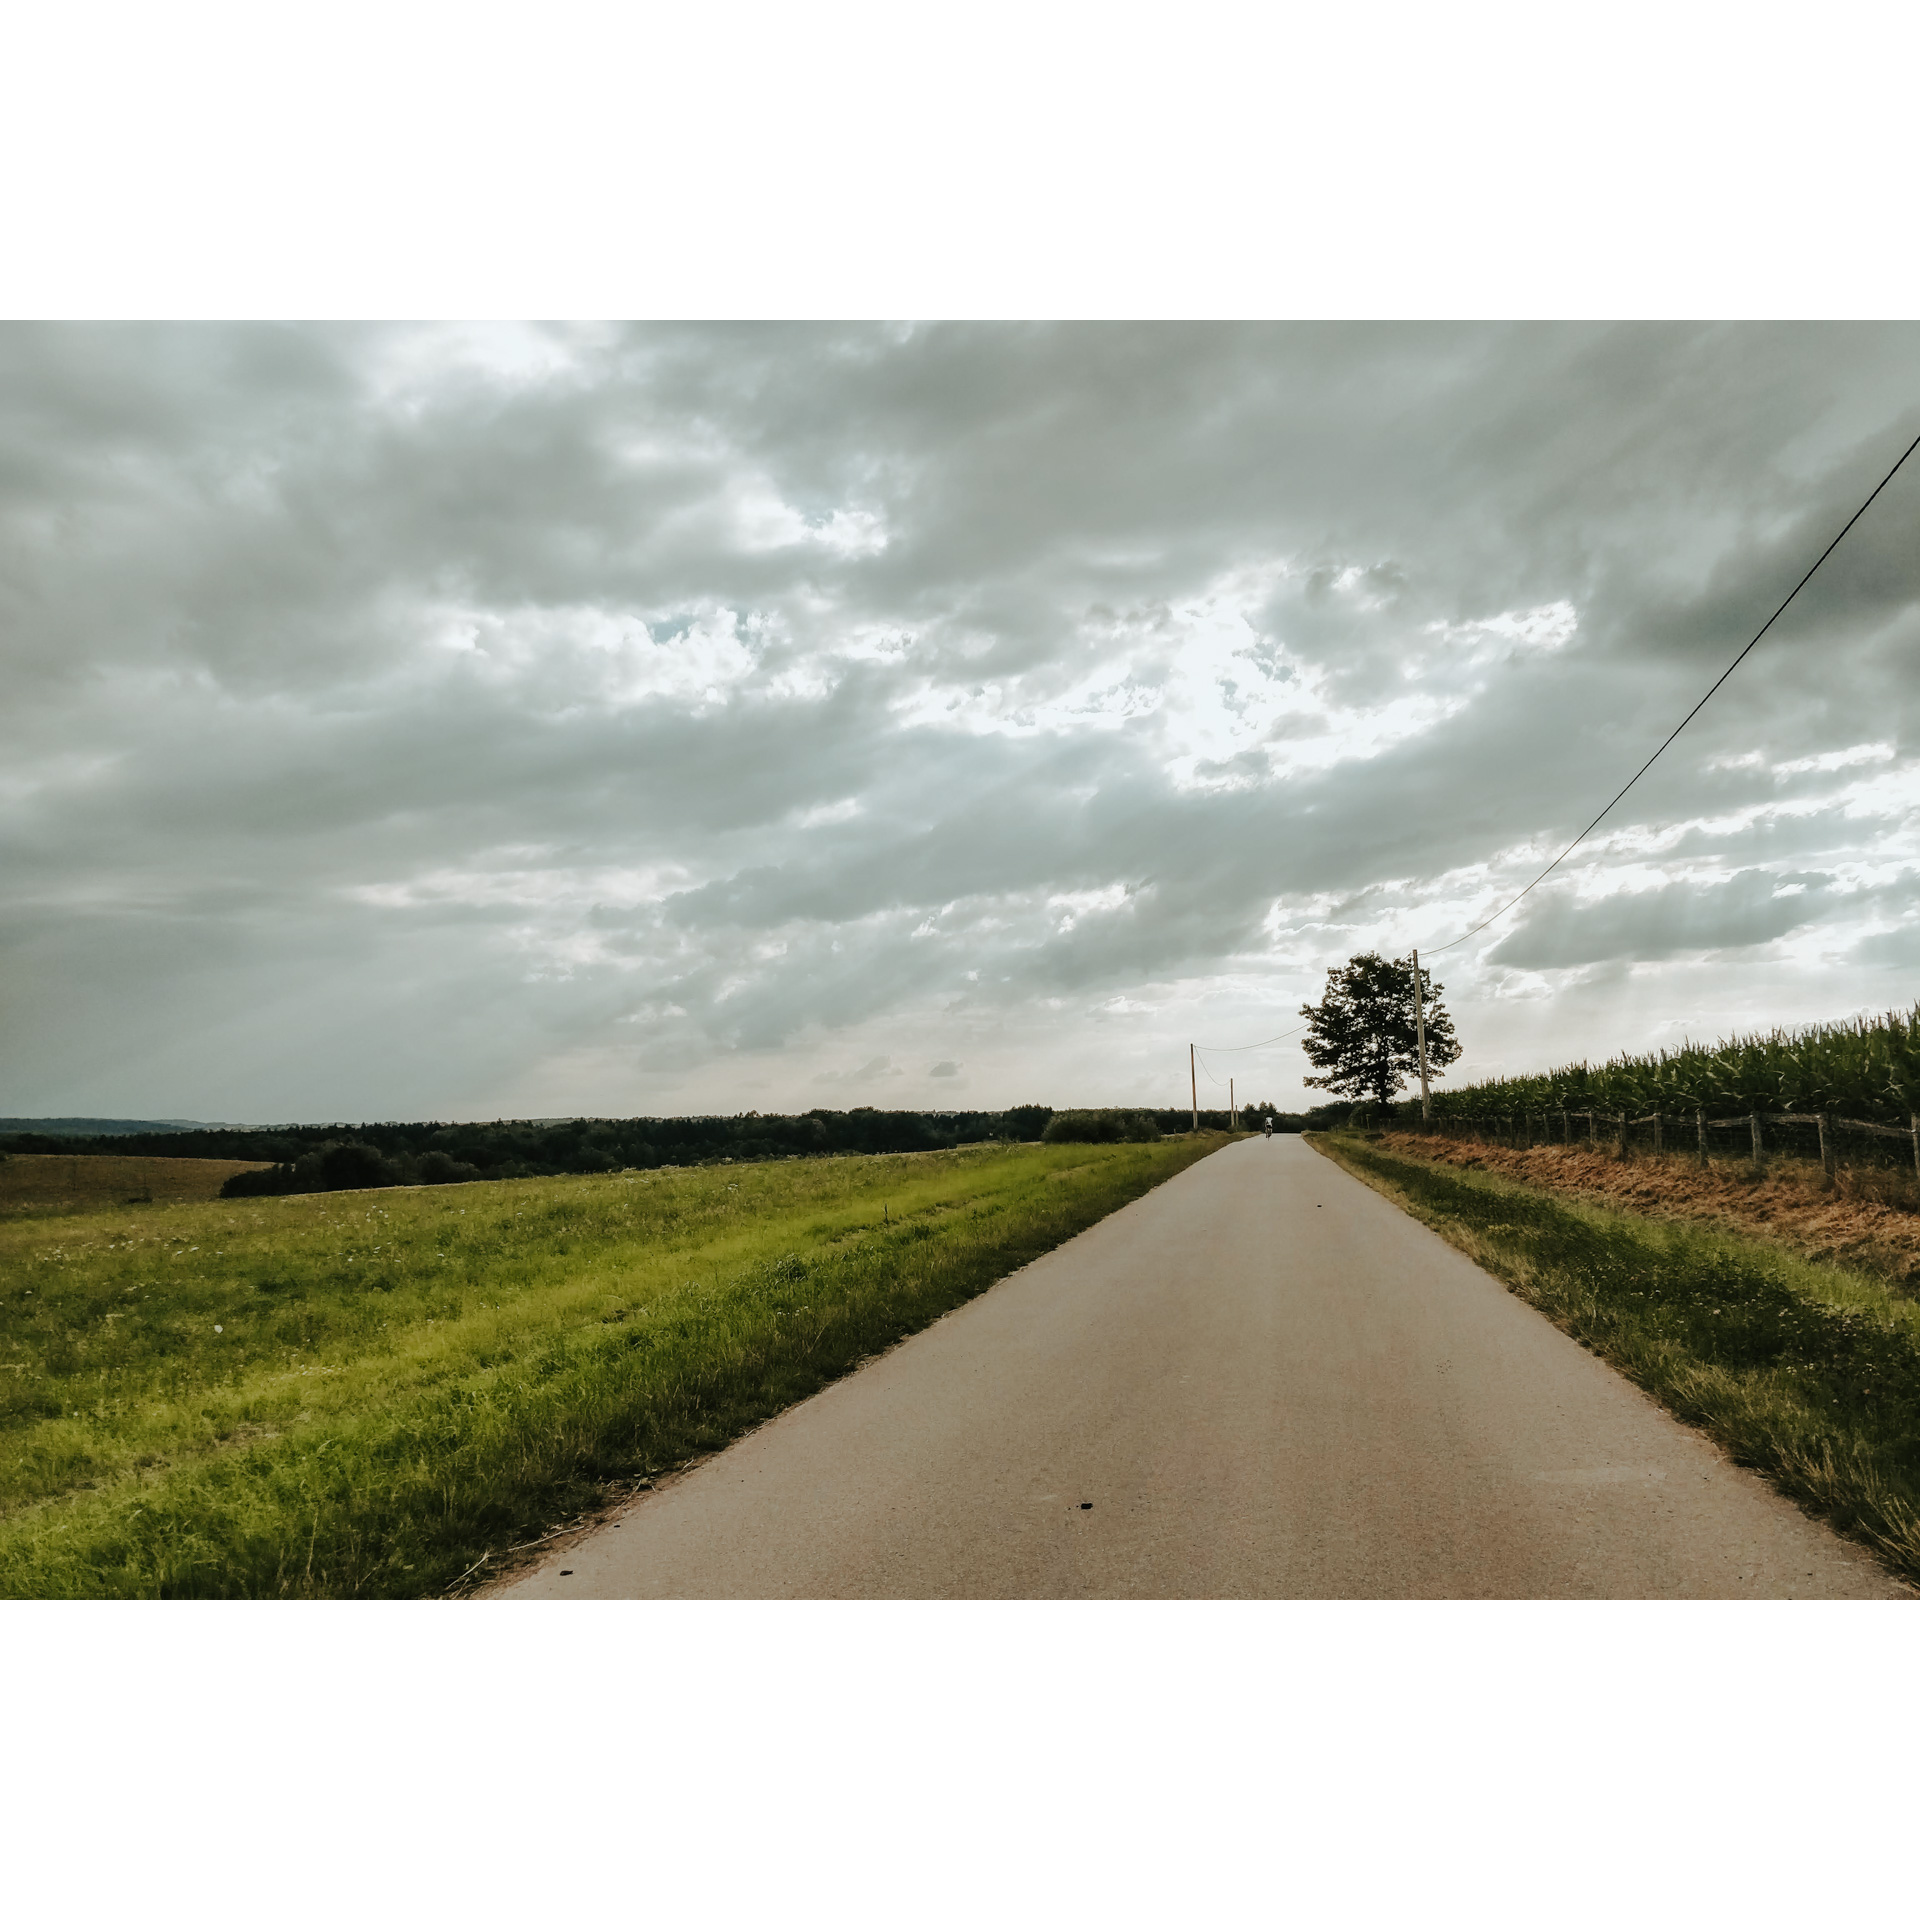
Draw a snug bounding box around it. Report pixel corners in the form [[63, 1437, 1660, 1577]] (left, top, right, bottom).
[[0, 1155, 272, 1219], [1373, 1130, 1920, 1293], [0, 1135, 1225, 1598], [1313, 1131, 1920, 1582]]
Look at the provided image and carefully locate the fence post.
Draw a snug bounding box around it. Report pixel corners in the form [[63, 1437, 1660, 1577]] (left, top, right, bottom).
[[1587, 1110, 1597, 1151], [1817, 1112, 1834, 1185], [1697, 1109, 1708, 1168], [1561, 1108, 1570, 1147], [1616, 1111, 1628, 1158], [1652, 1111, 1663, 1155], [1911, 1114, 1918, 1181], [1749, 1111, 1763, 1164]]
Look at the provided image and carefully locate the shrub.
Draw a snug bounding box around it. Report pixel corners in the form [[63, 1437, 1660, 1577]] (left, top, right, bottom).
[[415, 1151, 482, 1185], [296, 1142, 396, 1191], [219, 1141, 415, 1200]]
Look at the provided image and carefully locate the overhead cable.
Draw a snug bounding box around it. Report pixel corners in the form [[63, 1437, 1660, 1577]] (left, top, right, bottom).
[[1424, 426, 1920, 954], [1194, 1021, 1309, 1056], [1189, 419, 1920, 1053]]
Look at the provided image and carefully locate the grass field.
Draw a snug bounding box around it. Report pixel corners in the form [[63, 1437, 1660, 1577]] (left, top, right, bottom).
[[0, 1154, 272, 1218], [0, 1135, 1225, 1598], [1314, 1131, 1920, 1583]]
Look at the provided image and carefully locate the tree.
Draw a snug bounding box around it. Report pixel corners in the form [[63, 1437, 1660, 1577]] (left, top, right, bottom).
[[1300, 952, 1461, 1111], [1040, 1109, 1160, 1144]]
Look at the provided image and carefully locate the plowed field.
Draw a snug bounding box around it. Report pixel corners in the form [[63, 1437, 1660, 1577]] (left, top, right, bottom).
[[0, 1154, 272, 1218]]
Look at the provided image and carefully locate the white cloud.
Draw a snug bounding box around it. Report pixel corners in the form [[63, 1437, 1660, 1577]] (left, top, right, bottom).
[[4, 320, 1917, 1120], [1424, 600, 1579, 661]]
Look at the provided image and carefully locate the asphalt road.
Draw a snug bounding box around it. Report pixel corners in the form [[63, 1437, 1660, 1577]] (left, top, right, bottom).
[[493, 1135, 1906, 1599]]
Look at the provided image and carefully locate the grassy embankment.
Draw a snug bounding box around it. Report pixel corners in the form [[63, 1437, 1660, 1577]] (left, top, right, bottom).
[[1313, 1131, 1920, 1582], [1369, 1130, 1920, 1291], [0, 1135, 1225, 1598], [1, 1155, 272, 1218]]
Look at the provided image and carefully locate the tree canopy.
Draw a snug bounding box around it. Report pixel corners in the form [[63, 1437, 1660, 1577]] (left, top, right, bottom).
[[1300, 952, 1461, 1110]]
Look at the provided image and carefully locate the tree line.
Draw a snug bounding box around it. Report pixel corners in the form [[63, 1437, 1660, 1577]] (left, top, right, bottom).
[[0, 1102, 1328, 1198], [1, 1108, 1053, 1183]]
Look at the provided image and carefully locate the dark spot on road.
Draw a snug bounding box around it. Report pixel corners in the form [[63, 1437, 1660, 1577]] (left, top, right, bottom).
[[560, 1569, 574, 1576], [1080, 1502, 1093, 1510]]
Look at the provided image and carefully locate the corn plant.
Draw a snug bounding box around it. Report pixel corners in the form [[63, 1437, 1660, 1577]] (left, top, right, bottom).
[[1420, 1003, 1920, 1124]]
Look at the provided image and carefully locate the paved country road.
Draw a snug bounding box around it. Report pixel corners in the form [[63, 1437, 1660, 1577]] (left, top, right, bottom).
[[492, 1135, 1907, 1599]]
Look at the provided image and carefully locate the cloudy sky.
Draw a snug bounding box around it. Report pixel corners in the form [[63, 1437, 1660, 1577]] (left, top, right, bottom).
[[3, 321, 1917, 1122]]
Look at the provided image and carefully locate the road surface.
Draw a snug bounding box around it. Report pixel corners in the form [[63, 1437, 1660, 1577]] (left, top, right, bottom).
[[492, 1135, 1905, 1598]]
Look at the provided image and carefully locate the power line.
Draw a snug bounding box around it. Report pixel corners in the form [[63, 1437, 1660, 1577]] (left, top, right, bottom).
[[1188, 420, 1920, 1055], [1193, 1050, 1230, 1087], [1423, 426, 1920, 955], [1194, 1021, 1308, 1056]]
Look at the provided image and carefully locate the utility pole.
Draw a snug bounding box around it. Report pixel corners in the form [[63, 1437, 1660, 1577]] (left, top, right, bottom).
[[1412, 947, 1432, 1125], [1230, 1077, 1236, 1131], [1190, 1043, 1198, 1132]]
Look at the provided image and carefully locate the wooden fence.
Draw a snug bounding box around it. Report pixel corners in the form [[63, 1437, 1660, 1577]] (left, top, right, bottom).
[[1425, 1107, 1920, 1178]]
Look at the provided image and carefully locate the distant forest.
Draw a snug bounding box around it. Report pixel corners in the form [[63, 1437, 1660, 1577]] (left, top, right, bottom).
[[0, 1103, 1316, 1196]]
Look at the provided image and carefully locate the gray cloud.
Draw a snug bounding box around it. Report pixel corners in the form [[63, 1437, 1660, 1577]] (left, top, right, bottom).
[[3, 323, 1918, 1119], [1482, 870, 1842, 971]]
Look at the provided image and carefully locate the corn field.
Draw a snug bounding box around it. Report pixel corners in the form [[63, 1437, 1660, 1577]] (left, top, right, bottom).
[[1412, 1003, 1920, 1172]]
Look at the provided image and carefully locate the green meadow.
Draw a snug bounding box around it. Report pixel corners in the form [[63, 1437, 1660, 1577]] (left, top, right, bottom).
[[0, 1136, 1224, 1598]]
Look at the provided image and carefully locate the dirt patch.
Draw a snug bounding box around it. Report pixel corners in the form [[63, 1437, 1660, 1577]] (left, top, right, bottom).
[[0, 1154, 273, 1217], [1382, 1131, 1920, 1292]]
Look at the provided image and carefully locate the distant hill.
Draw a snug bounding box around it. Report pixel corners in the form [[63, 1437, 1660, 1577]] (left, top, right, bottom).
[[0, 1117, 205, 1137]]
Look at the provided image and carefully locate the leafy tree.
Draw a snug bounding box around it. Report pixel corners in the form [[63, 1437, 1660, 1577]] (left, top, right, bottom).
[[416, 1151, 481, 1184], [1300, 952, 1461, 1112], [298, 1142, 396, 1190]]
